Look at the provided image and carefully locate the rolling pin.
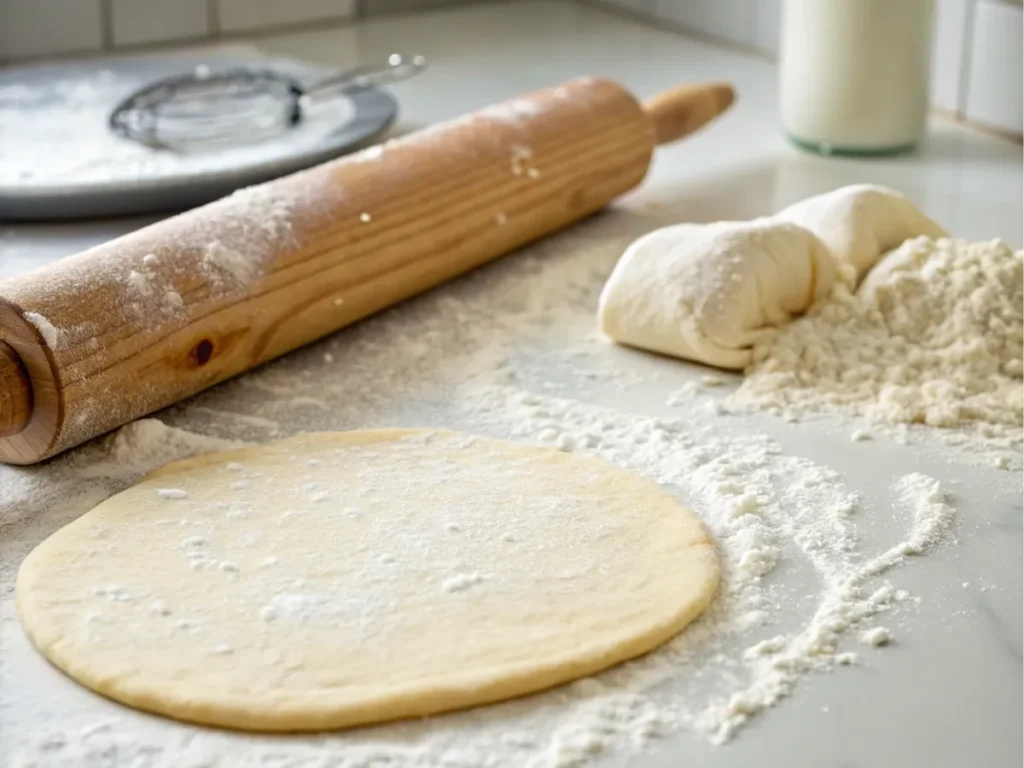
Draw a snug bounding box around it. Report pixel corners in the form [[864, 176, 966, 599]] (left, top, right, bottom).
[[0, 76, 734, 465]]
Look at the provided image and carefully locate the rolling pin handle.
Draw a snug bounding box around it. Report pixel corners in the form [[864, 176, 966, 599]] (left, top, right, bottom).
[[643, 81, 735, 146], [0, 341, 32, 438]]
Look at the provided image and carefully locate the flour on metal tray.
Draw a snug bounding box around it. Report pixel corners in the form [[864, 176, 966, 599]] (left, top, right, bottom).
[[0, 71, 356, 187]]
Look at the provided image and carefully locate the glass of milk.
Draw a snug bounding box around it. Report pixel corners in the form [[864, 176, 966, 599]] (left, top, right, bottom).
[[780, 0, 936, 155]]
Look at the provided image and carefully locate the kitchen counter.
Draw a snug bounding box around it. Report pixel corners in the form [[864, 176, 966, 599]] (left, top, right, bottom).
[[1, 2, 1021, 767]]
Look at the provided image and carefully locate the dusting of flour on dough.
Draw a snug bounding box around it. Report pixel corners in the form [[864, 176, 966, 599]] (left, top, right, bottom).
[[442, 572, 487, 593], [155, 488, 188, 500]]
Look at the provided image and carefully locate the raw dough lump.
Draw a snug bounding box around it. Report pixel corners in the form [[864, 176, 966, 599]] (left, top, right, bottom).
[[598, 185, 944, 369], [598, 218, 835, 370], [775, 184, 946, 281], [17, 429, 719, 732]]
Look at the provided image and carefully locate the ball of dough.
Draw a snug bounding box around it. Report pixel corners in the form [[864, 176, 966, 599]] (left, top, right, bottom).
[[775, 184, 946, 281], [598, 218, 836, 370], [16, 430, 718, 732]]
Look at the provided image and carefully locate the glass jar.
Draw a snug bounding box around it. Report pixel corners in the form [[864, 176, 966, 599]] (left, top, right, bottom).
[[780, 0, 936, 155]]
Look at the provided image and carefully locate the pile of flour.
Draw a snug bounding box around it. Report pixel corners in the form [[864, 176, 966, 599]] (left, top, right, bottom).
[[733, 236, 1023, 448]]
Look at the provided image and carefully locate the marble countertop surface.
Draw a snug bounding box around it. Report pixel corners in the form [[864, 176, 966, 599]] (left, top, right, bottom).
[[0, 2, 1021, 767]]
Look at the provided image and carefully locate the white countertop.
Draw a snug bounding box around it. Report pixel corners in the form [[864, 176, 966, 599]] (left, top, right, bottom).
[[1, 2, 1021, 767]]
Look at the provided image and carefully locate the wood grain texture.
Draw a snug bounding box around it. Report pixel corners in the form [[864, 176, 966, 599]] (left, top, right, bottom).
[[0, 76, 733, 464], [0, 302, 61, 463], [0, 340, 32, 438]]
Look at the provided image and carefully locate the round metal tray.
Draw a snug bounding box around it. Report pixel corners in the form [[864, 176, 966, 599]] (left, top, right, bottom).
[[0, 49, 397, 221]]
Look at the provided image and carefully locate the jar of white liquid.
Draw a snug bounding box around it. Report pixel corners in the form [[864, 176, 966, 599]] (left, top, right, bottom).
[[780, 0, 935, 155]]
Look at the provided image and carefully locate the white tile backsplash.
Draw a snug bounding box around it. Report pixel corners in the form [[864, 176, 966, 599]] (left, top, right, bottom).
[[0, 0, 104, 59], [965, 0, 1023, 132], [216, 0, 356, 32], [930, 0, 972, 112], [111, 0, 211, 46], [753, 0, 781, 55]]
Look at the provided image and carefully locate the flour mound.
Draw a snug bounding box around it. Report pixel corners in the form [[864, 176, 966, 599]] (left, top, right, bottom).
[[733, 237, 1023, 435]]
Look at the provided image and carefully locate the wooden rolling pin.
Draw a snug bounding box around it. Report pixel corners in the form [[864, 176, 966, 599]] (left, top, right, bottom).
[[0, 77, 734, 465]]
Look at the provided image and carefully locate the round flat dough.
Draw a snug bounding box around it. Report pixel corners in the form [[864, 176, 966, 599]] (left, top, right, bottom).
[[17, 429, 718, 731]]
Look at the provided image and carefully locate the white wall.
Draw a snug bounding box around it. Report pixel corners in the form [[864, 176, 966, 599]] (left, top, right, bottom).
[[600, 0, 1024, 136]]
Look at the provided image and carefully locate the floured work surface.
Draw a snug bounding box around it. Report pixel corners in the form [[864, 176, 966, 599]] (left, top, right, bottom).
[[0, 211, 1020, 768]]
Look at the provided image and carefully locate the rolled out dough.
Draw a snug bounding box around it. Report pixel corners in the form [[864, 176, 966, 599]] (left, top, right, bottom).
[[17, 429, 719, 732]]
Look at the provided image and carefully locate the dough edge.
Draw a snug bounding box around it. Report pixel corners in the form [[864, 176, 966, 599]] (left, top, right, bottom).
[[17, 429, 720, 732]]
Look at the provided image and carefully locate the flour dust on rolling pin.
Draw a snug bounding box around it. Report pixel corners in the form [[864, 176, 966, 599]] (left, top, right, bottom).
[[0, 76, 734, 464]]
